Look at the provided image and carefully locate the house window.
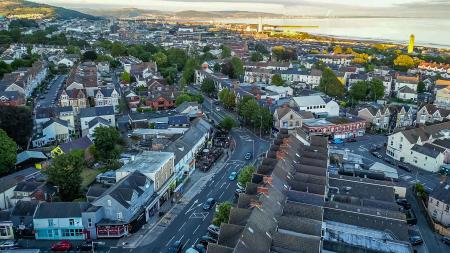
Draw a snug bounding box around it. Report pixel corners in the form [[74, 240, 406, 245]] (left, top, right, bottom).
[[69, 219, 74, 226], [48, 219, 54, 227], [437, 201, 440, 207], [446, 205, 450, 212], [117, 212, 123, 220], [107, 199, 112, 206], [88, 218, 92, 228], [399, 144, 402, 149], [0, 225, 11, 237]]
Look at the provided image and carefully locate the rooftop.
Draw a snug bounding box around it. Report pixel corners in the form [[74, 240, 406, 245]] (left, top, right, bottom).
[[116, 151, 174, 175]]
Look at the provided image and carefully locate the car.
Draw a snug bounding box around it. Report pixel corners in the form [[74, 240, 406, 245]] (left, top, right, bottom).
[[215, 107, 221, 111], [167, 240, 183, 253], [185, 248, 200, 253], [235, 188, 245, 196], [194, 244, 206, 253], [396, 198, 411, 209], [371, 151, 383, 159], [244, 152, 252, 160], [237, 182, 245, 190], [127, 133, 132, 138], [408, 230, 423, 246], [229, 171, 238, 180], [203, 198, 216, 210], [346, 138, 356, 142], [40, 95, 45, 99], [330, 138, 344, 144], [405, 209, 417, 225], [51, 240, 72, 251], [0, 240, 20, 250], [398, 164, 412, 172], [442, 236, 450, 245], [77, 241, 96, 251], [198, 235, 217, 247], [208, 224, 220, 236]]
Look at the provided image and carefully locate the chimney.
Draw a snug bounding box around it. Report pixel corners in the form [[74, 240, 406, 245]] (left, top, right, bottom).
[[263, 176, 273, 186], [256, 187, 269, 196]]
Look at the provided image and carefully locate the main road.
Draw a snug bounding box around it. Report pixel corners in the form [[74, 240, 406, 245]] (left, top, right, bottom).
[[129, 99, 270, 252]]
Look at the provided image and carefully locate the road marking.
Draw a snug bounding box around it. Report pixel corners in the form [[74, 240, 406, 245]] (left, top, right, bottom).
[[226, 183, 231, 189], [193, 224, 200, 234], [190, 212, 209, 219], [166, 235, 175, 246], [185, 199, 199, 215], [180, 221, 186, 230], [219, 191, 225, 199], [185, 239, 191, 248]]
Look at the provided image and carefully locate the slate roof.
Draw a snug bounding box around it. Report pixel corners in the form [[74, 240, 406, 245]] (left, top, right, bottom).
[[168, 115, 189, 126], [430, 181, 450, 204], [16, 151, 47, 165], [14, 181, 42, 193], [42, 118, 69, 129], [80, 106, 114, 118], [34, 202, 89, 219], [400, 121, 450, 144], [95, 171, 153, 209], [411, 143, 445, 158], [58, 136, 93, 153], [291, 95, 325, 107], [88, 116, 111, 129], [0, 168, 39, 193]]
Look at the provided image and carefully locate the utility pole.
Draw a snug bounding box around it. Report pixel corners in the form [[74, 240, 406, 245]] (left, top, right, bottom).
[[259, 115, 263, 138]]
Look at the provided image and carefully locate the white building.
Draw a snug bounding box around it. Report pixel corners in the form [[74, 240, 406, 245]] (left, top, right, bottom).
[[289, 95, 339, 117]]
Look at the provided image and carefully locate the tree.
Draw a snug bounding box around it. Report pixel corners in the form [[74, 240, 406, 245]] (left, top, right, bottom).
[[333, 45, 343, 54], [181, 58, 199, 85], [272, 46, 285, 61], [111, 42, 127, 57], [319, 68, 344, 97], [82, 50, 97, 61], [313, 61, 327, 71], [219, 88, 236, 109], [220, 45, 231, 58], [152, 52, 168, 68], [201, 78, 216, 96], [417, 81, 426, 94], [370, 79, 385, 100], [203, 45, 211, 53], [161, 66, 178, 85], [0, 129, 16, 175], [219, 116, 235, 131], [121, 71, 131, 83], [92, 126, 122, 162], [65, 45, 80, 55], [230, 57, 244, 79], [167, 48, 187, 70], [0, 106, 32, 148], [238, 166, 255, 187], [239, 98, 260, 124], [255, 43, 269, 55], [44, 150, 85, 201], [212, 202, 232, 226], [393, 54, 415, 70], [250, 52, 263, 62], [271, 74, 285, 86], [213, 63, 221, 73], [349, 81, 368, 101], [176, 93, 193, 106]]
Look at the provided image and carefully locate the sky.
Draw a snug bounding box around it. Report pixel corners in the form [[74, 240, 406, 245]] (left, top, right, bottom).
[[30, 0, 450, 17]]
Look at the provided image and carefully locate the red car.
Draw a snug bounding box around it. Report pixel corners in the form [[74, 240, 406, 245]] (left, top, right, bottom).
[[51, 240, 72, 251]]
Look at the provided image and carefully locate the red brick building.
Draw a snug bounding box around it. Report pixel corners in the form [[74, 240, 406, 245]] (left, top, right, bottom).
[[302, 117, 367, 139]]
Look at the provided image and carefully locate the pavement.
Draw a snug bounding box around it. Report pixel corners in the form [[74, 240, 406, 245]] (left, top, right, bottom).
[[106, 100, 270, 253]]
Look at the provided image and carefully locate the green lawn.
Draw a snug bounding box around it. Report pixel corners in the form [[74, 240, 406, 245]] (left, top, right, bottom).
[[81, 168, 100, 189]]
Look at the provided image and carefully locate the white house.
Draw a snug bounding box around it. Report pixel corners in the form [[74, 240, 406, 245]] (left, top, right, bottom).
[[79, 106, 115, 137], [289, 95, 339, 117], [94, 88, 120, 112]]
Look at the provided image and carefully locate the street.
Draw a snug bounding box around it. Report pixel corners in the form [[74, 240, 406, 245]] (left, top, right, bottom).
[[35, 75, 66, 109]]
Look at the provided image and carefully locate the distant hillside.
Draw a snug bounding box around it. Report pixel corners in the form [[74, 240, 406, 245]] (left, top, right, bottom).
[[0, 0, 98, 20], [78, 8, 286, 19]]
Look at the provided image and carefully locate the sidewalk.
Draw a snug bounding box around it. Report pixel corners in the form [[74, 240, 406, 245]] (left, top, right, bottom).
[[116, 150, 230, 248]]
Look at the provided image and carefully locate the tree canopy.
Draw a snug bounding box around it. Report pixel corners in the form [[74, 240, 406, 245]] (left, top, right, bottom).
[[218, 88, 236, 109], [0, 129, 17, 176], [0, 106, 33, 148], [44, 150, 85, 201], [92, 126, 122, 162], [369, 79, 385, 100], [271, 74, 285, 86], [349, 81, 368, 101], [238, 166, 255, 187], [201, 78, 216, 96], [220, 45, 231, 58], [219, 116, 236, 131], [212, 202, 232, 226], [393, 54, 415, 70], [250, 52, 263, 62], [319, 68, 344, 97]]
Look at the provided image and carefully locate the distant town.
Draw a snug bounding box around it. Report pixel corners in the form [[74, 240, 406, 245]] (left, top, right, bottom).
[[0, 2, 449, 253]]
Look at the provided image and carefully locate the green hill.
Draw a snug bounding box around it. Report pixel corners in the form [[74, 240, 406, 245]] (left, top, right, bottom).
[[0, 0, 98, 20]]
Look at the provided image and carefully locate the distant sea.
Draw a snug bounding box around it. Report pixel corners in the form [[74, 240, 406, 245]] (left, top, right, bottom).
[[213, 18, 450, 49]]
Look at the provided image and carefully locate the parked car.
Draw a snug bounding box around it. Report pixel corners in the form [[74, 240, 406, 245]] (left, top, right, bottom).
[[194, 244, 206, 253], [168, 240, 183, 253], [77, 241, 96, 251], [396, 198, 411, 209], [215, 107, 221, 111], [329, 138, 344, 144], [398, 164, 412, 172], [237, 182, 245, 190], [408, 230, 423, 246], [208, 224, 220, 236], [229, 171, 238, 180], [244, 152, 252, 160], [442, 236, 450, 245], [235, 188, 245, 196], [51, 240, 72, 251], [371, 151, 383, 159], [198, 235, 217, 247], [186, 248, 200, 253], [203, 198, 216, 210], [405, 209, 417, 225], [346, 138, 356, 142], [0, 240, 20, 250]]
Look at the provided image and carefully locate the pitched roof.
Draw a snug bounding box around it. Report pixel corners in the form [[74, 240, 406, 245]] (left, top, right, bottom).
[[11, 200, 39, 217], [400, 121, 450, 144], [0, 168, 39, 193], [411, 143, 445, 158], [42, 118, 69, 129], [168, 115, 189, 125], [34, 202, 89, 219], [430, 181, 450, 204], [291, 95, 325, 107], [16, 151, 47, 165], [58, 136, 93, 153], [80, 106, 114, 118], [88, 116, 111, 129]]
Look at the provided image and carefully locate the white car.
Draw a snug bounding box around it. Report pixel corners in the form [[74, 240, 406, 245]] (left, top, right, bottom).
[[0, 240, 20, 250], [215, 107, 221, 111]]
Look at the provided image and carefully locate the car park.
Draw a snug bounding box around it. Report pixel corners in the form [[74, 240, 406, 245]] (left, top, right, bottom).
[[168, 240, 183, 253], [203, 198, 216, 210], [51, 240, 72, 251], [229, 171, 238, 180]]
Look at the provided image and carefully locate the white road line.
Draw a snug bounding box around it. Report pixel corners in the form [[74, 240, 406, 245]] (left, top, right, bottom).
[[219, 191, 225, 199], [180, 221, 186, 230], [193, 224, 200, 234], [180, 234, 185, 241], [185, 239, 191, 248], [166, 235, 175, 246], [226, 182, 231, 189]]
